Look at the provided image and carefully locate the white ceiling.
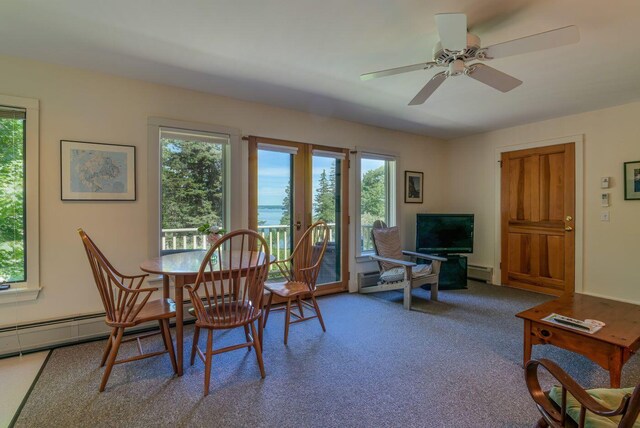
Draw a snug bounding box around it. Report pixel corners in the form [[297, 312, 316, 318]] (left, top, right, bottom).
[[1, 0, 640, 139]]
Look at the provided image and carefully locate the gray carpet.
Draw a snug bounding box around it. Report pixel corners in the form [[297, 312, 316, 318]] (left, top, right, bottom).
[[15, 282, 640, 427]]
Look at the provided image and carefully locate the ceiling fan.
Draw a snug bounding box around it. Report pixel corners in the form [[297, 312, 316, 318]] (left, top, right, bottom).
[[360, 13, 580, 105]]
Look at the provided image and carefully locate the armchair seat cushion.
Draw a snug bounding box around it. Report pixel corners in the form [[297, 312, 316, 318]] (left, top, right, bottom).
[[549, 386, 639, 428], [379, 264, 433, 284]]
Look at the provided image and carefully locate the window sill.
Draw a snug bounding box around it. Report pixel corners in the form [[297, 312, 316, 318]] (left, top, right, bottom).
[[0, 286, 42, 304]]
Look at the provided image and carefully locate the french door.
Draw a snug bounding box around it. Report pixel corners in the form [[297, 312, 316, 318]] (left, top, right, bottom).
[[248, 136, 349, 293]]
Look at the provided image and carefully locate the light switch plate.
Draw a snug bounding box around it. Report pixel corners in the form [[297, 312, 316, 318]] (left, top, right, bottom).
[[601, 193, 610, 207], [600, 211, 610, 222], [601, 177, 610, 189]]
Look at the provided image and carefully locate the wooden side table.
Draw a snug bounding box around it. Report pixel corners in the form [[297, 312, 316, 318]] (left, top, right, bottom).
[[516, 293, 640, 388]]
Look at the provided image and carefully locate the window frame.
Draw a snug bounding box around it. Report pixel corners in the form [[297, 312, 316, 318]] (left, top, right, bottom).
[[354, 148, 399, 259], [0, 95, 40, 303], [148, 118, 241, 259]]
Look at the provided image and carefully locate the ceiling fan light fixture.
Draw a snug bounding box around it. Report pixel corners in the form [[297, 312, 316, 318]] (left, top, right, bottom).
[[448, 59, 466, 76]]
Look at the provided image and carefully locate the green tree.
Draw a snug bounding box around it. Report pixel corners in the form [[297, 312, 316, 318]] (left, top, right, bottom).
[[280, 182, 291, 225], [361, 165, 385, 222], [314, 168, 335, 222], [161, 139, 224, 230], [0, 116, 25, 281]]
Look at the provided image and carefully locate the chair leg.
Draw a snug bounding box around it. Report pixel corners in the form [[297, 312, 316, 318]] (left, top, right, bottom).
[[403, 284, 412, 310], [100, 327, 124, 392], [250, 322, 266, 379], [296, 296, 304, 317], [431, 280, 439, 301], [161, 319, 178, 374], [258, 313, 264, 349], [190, 325, 200, 366], [100, 328, 116, 368], [284, 299, 292, 345], [204, 329, 213, 397], [311, 295, 326, 332], [263, 292, 273, 328], [244, 324, 252, 352]]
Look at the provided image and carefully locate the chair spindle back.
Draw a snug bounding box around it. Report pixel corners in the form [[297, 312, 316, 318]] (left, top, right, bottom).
[[187, 229, 270, 328], [290, 220, 330, 291], [79, 229, 152, 327]]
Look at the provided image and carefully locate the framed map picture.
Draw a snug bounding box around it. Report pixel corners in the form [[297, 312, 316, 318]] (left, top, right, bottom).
[[60, 140, 136, 201], [624, 160, 640, 200]]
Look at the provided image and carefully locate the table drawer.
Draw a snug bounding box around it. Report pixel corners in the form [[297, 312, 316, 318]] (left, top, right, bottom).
[[530, 322, 616, 368]]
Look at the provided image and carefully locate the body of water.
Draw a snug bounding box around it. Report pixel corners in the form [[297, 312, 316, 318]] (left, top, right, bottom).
[[258, 205, 286, 226]]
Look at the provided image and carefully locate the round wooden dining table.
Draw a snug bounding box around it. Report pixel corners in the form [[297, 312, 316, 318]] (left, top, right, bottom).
[[140, 249, 274, 376]]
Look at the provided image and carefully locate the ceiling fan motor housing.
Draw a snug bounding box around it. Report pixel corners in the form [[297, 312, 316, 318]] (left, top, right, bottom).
[[433, 33, 481, 64]]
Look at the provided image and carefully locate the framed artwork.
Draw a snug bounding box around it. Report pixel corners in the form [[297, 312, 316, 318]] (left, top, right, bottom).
[[624, 160, 640, 200], [60, 140, 136, 201], [404, 171, 423, 203]]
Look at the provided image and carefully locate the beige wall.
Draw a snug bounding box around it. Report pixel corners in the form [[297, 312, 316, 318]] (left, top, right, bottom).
[[0, 56, 447, 326], [443, 101, 640, 304]]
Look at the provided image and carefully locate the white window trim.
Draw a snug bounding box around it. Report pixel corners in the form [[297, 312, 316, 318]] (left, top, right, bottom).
[[0, 95, 40, 304], [354, 147, 400, 261], [147, 117, 241, 262]]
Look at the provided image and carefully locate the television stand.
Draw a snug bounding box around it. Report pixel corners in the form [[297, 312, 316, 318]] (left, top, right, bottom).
[[437, 254, 468, 290]]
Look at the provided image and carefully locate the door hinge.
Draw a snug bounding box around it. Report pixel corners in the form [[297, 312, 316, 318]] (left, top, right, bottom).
[[498, 160, 503, 168], [348, 215, 351, 224], [500, 262, 502, 269], [348, 159, 351, 168]]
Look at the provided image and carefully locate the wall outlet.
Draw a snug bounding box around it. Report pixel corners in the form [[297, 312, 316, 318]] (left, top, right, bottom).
[[601, 193, 610, 207], [600, 211, 610, 222]]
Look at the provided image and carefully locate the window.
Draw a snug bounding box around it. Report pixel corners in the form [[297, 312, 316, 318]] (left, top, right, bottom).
[[0, 106, 26, 283], [356, 152, 396, 255], [0, 95, 39, 300], [159, 128, 230, 254]]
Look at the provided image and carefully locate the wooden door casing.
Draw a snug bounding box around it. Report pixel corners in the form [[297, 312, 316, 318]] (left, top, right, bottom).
[[501, 143, 575, 296]]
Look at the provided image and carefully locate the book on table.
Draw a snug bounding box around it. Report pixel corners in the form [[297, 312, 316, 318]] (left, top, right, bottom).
[[541, 313, 605, 334]]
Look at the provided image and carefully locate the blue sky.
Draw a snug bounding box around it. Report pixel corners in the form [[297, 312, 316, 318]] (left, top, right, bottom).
[[257, 150, 382, 206]]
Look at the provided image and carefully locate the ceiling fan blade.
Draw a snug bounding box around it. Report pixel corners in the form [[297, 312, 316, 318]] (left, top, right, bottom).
[[435, 13, 468, 51], [467, 63, 522, 92], [408, 72, 447, 105], [483, 25, 579, 59], [360, 62, 436, 81]]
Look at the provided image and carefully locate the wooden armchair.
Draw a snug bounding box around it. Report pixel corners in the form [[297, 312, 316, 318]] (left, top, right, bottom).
[[526, 359, 640, 427], [263, 221, 329, 345], [185, 230, 270, 396], [78, 229, 177, 392], [358, 220, 446, 311]]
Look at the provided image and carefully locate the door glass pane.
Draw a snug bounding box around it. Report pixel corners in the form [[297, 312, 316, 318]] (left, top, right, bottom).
[[312, 155, 341, 284], [257, 149, 293, 279]]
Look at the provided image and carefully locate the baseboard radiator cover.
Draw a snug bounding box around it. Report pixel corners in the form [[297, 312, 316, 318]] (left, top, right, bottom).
[[358, 271, 380, 289], [468, 264, 493, 283], [0, 305, 197, 358]]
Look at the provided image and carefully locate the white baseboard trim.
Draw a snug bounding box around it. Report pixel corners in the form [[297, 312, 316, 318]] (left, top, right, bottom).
[[0, 308, 196, 358]]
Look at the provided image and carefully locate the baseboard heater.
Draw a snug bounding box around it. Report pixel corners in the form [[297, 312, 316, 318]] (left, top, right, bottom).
[[468, 264, 493, 283], [357, 271, 380, 289], [0, 303, 197, 358]]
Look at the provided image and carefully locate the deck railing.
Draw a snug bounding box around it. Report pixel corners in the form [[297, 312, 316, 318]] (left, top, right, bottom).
[[161, 224, 375, 256]]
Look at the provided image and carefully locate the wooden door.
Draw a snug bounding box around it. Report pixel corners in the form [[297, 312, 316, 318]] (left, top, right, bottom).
[[501, 143, 575, 296]]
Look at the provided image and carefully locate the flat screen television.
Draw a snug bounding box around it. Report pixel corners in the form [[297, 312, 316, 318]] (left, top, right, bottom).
[[416, 214, 474, 254]]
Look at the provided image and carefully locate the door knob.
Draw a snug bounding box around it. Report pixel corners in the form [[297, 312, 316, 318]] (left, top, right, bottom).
[[566, 215, 573, 222], [295, 221, 302, 230], [565, 226, 573, 231]]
